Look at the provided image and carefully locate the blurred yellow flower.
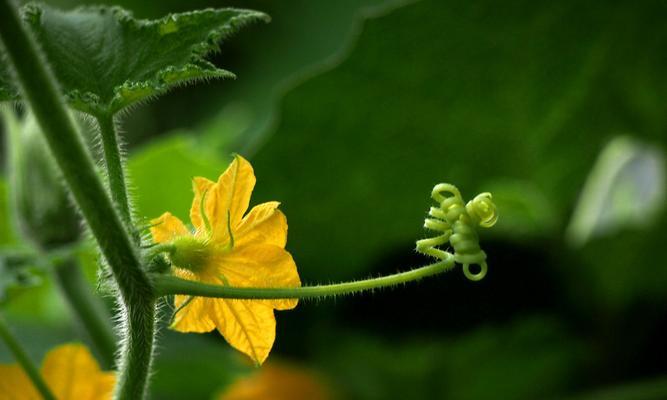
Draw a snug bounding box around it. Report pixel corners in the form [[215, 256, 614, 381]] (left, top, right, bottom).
[[0, 343, 115, 399], [151, 155, 301, 365], [218, 362, 333, 400]]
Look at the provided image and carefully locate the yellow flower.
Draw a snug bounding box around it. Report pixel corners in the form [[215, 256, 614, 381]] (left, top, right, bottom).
[[0, 343, 115, 399], [150, 155, 301, 365]]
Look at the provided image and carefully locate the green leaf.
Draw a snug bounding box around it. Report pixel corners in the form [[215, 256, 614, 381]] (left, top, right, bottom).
[[0, 4, 268, 115]]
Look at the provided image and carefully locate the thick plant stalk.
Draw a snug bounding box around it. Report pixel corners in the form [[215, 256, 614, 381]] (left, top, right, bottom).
[[53, 256, 117, 368], [152, 259, 456, 299], [0, 315, 56, 400], [0, 2, 155, 399]]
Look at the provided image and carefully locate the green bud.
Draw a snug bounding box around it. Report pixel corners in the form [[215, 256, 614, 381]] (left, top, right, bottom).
[[3, 109, 81, 250], [169, 236, 214, 273]]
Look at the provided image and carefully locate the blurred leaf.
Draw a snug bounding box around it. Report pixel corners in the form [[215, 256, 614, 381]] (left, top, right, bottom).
[[0, 56, 17, 102], [200, 0, 414, 154], [249, 0, 667, 287], [128, 134, 227, 222], [217, 361, 334, 400], [151, 332, 252, 400], [0, 4, 267, 115], [483, 180, 558, 240], [570, 209, 667, 312], [566, 376, 667, 400], [0, 249, 43, 306], [566, 136, 665, 247], [319, 317, 585, 400], [3, 109, 82, 249], [0, 179, 15, 245]]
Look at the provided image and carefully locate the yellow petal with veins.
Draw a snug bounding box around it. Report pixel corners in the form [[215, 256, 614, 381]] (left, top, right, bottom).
[[212, 299, 276, 365], [207, 155, 256, 241], [171, 295, 217, 332], [150, 212, 189, 244], [189, 176, 215, 234], [171, 268, 217, 332], [235, 202, 287, 248]]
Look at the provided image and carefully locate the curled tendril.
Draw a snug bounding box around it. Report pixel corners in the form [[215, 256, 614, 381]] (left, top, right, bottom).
[[466, 192, 498, 228], [416, 183, 498, 281]]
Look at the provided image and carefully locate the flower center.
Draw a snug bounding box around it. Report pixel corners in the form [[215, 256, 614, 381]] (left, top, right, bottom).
[[169, 236, 215, 273]]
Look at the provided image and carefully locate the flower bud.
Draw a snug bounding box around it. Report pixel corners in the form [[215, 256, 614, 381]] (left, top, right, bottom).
[[4, 110, 81, 249]]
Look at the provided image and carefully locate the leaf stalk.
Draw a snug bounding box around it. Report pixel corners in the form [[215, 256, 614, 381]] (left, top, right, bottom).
[[52, 256, 117, 368], [0, 314, 56, 400], [152, 259, 456, 299], [96, 113, 134, 231]]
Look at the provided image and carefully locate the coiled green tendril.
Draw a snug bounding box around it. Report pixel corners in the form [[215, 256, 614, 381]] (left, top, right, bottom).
[[416, 183, 498, 281]]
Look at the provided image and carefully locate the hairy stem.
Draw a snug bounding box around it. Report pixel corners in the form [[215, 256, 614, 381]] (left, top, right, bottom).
[[0, 2, 155, 399], [53, 256, 117, 368], [153, 260, 455, 299], [116, 300, 156, 400], [0, 314, 56, 400], [96, 114, 133, 230]]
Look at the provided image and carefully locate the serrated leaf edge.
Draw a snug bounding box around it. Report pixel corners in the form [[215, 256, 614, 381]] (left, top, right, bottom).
[[18, 4, 269, 115]]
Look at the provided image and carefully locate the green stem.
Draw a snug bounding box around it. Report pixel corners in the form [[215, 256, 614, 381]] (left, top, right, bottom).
[[0, 2, 155, 399], [116, 300, 156, 400], [153, 260, 455, 299], [0, 315, 56, 400], [52, 256, 117, 368], [96, 114, 133, 230]]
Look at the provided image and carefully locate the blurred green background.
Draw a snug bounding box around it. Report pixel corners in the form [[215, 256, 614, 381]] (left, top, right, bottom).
[[1, 0, 667, 399]]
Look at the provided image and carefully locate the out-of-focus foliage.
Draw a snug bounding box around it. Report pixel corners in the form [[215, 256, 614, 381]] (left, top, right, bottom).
[[128, 135, 225, 222], [218, 361, 333, 400], [567, 136, 665, 247], [0, 343, 115, 399], [151, 332, 252, 400], [0, 178, 14, 245], [4, 110, 81, 249], [0, 250, 42, 306], [319, 317, 584, 400]]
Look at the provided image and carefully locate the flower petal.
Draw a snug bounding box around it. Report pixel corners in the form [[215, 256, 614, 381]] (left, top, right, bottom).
[[235, 202, 287, 248], [216, 244, 301, 311], [171, 295, 217, 333], [208, 155, 256, 241], [170, 268, 216, 333], [0, 365, 41, 399], [189, 177, 215, 234], [41, 344, 115, 400], [211, 299, 276, 365], [150, 212, 189, 244]]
